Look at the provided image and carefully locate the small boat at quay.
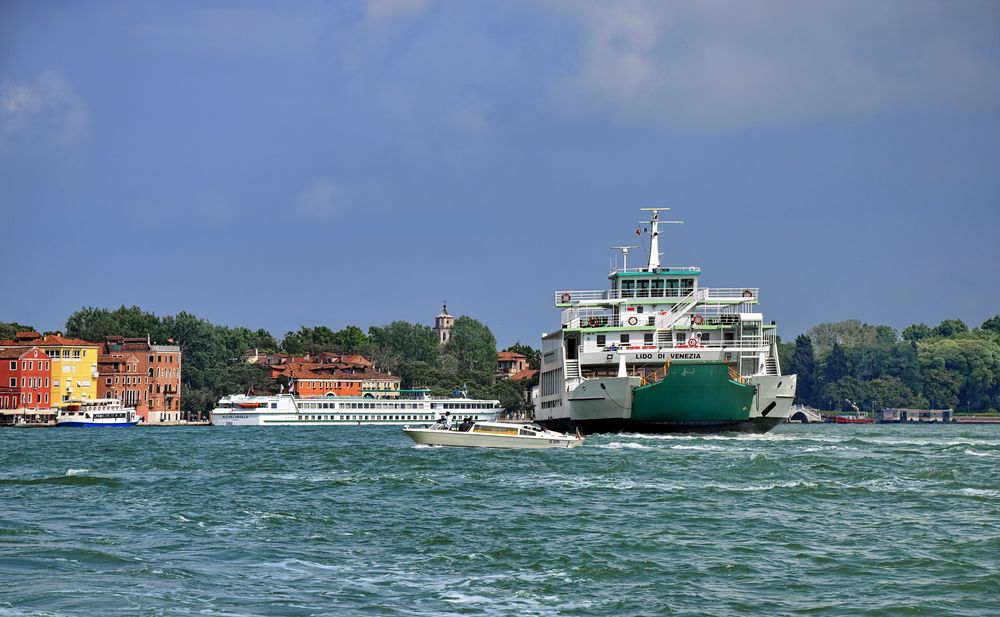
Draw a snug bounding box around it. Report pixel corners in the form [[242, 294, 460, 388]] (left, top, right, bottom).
[[403, 421, 584, 449], [56, 399, 140, 427]]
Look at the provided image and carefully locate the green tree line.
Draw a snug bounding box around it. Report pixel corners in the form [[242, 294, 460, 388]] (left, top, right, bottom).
[[779, 316, 1000, 412], [2, 306, 539, 415]]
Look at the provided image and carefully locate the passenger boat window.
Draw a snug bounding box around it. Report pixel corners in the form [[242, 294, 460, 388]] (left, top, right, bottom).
[[644, 333, 654, 344], [620, 334, 629, 344], [622, 280, 635, 298]]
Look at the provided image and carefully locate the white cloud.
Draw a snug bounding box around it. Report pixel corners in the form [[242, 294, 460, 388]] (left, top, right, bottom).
[[297, 182, 342, 221], [547, 0, 1000, 131], [0, 71, 90, 154]]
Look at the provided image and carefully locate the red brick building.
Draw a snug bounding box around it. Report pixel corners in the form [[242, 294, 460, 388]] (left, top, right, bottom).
[[0, 347, 52, 410], [98, 336, 182, 422]]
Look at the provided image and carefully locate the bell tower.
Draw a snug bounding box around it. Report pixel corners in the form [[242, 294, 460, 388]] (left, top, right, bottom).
[[434, 303, 454, 344]]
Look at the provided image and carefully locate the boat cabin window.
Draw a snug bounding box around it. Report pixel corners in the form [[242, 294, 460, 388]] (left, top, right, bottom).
[[637, 280, 649, 297], [519, 428, 537, 436], [644, 333, 654, 344], [620, 334, 629, 344], [651, 280, 665, 297], [621, 280, 635, 298], [596, 334, 605, 347]]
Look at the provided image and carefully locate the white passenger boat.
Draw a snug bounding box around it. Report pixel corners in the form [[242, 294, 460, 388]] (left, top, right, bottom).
[[403, 421, 584, 449], [210, 389, 502, 426], [56, 399, 140, 427]]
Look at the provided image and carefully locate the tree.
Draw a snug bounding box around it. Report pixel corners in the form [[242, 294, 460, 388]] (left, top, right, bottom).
[[333, 326, 368, 355], [503, 342, 541, 370], [0, 322, 35, 340], [823, 342, 849, 385], [981, 315, 1000, 335], [934, 319, 968, 338], [66, 305, 167, 342], [788, 335, 816, 406], [444, 316, 498, 377], [902, 323, 933, 342], [367, 321, 440, 378]]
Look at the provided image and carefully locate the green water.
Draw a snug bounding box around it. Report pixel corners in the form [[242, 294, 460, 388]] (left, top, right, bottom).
[[2, 425, 998, 616]]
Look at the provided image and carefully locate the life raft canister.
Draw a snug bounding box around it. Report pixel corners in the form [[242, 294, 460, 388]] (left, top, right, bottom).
[[627, 316, 639, 326], [742, 289, 753, 298], [560, 292, 572, 303], [687, 338, 699, 347]]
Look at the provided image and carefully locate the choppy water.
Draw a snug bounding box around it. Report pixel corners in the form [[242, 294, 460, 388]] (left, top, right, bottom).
[[2, 424, 998, 616]]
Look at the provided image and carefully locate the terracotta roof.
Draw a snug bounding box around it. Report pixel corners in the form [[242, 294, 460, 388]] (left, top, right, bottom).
[[509, 368, 539, 381], [497, 351, 527, 361], [0, 347, 37, 359], [0, 334, 99, 348]]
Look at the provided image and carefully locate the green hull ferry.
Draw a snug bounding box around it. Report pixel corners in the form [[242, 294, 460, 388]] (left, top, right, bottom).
[[533, 207, 797, 434]]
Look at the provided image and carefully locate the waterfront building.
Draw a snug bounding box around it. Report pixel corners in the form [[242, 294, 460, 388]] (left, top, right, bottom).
[[496, 351, 529, 379], [0, 332, 101, 404], [434, 304, 454, 344], [0, 346, 51, 410], [283, 367, 363, 397], [98, 336, 182, 422], [880, 408, 954, 423]]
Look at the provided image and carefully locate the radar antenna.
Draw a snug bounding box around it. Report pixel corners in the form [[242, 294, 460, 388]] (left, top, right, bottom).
[[612, 245, 640, 272]]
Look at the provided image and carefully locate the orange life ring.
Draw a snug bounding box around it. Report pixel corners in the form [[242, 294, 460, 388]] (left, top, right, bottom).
[[627, 316, 639, 326], [560, 292, 571, 303], [691, 314, 704, 325], [742, 289, 753, 298], [687, 338, 699, 347]]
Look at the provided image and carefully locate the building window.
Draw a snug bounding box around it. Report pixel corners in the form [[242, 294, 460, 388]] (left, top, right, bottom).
[[8, 378, 14, 388], [21, 361, 26, 370], [73, 350, 81, 358], [8, 361, 14, 370], [62, 350, 70, 357]]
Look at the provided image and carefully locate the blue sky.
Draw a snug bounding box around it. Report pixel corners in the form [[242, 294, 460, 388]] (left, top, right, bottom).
[[2, 0, 999, 348]]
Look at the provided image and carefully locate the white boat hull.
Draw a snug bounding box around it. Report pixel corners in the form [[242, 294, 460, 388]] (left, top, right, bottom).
[[403, 427, 582, 449]]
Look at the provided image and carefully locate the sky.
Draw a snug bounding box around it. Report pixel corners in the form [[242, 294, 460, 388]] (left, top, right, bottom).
[[2, 0, 999, 349]]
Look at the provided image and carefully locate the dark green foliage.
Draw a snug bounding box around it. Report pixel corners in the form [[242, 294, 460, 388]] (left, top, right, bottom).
[[504, 342, 541, 369], [0, 321, 35, 340], [444, 316, 497, 376], [981, 315, 1000, 335], [902, 323, 932, 342], [280, 325, 367, 356], [787, 335, 816, 405], [789, 319, 1000, 412], [934, 319, 968, 338], [66, 305, 167, 342]]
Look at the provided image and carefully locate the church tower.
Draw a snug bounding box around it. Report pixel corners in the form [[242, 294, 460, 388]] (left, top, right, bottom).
[[434, 303, 454, 344]]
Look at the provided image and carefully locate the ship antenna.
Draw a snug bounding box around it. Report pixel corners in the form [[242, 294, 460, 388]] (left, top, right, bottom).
[[611, 245, 640, 272], [639, 208, 682, 270]]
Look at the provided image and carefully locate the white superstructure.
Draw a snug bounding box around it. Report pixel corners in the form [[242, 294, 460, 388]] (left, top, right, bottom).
[[210, 389, 502, 427], [56, 399, 140, 427]]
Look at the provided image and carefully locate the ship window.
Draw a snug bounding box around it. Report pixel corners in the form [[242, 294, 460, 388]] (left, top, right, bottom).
[[622, 280, 635, 298], [637, 280, 649, 297], [620, 334, 629, 344], [271, 403, 277, 409], [644, 333, 654, 344]]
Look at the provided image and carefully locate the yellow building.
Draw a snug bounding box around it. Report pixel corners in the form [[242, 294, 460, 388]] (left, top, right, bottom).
[[0, 333, 101, 404]]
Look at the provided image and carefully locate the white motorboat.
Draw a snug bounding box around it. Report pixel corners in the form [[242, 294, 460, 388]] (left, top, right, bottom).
[[402, 421, 583, 449], [56, 399, 140, 427]]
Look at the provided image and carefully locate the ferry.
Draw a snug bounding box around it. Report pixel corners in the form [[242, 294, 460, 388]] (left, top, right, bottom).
[[210, 389, 502, 426], [532, 208, 797, 434], [56, 399, 141, 427], [403, 421, 583, 449]]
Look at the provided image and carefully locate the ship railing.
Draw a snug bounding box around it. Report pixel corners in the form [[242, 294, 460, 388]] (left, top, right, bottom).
[[554, 287, 759, 304], [647, 337, 767, 350], [612, 266, 701, 274]]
